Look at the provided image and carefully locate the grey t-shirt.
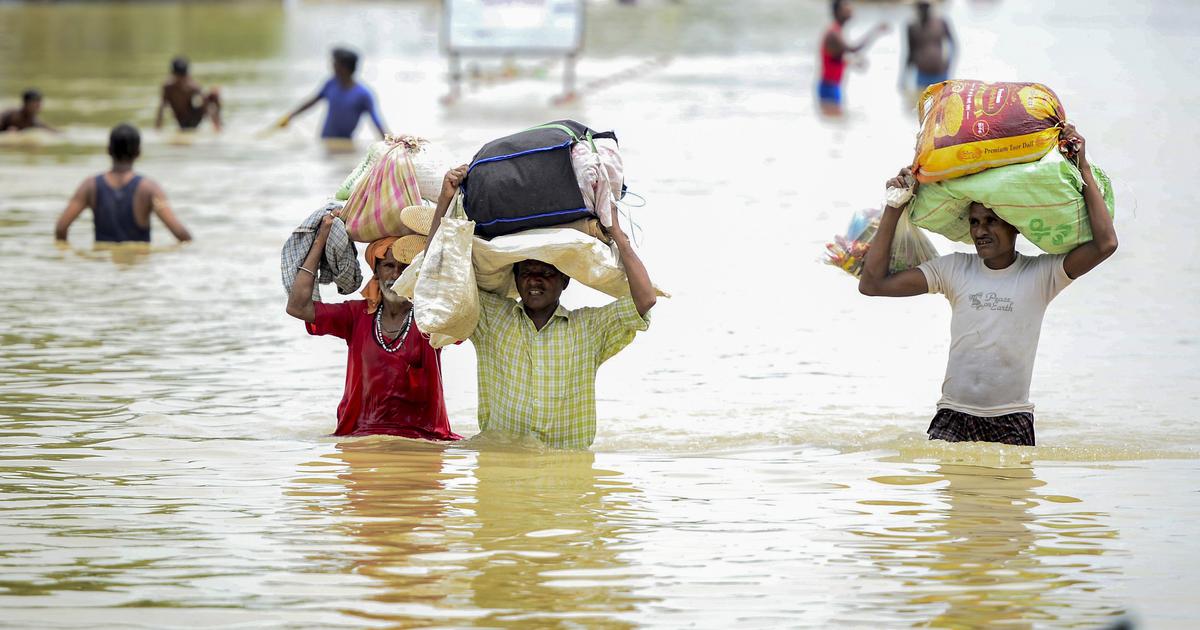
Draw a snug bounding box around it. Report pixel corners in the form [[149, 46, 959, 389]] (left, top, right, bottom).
[[918, 252, 1073, 416]]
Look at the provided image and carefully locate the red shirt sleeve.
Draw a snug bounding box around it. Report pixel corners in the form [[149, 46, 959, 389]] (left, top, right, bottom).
[[305, 301, 359, 340]]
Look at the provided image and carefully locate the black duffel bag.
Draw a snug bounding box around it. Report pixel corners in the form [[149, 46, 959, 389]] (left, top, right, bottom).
[[462, 120, 618, 239]]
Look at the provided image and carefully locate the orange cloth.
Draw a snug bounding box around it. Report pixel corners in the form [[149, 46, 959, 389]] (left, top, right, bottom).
[[361, 236, 400, 314]]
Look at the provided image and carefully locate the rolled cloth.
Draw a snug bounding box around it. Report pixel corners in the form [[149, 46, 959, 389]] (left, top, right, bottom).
[[361, 236, 400, 314]]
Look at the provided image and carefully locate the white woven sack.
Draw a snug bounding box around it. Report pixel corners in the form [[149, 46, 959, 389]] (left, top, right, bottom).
[[410, 143, 454, 202], [472, 227, 668, 300], [413, 195, 479, 346]]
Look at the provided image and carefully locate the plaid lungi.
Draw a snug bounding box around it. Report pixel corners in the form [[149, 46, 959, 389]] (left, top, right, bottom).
[[927, 408, 1036, 446]]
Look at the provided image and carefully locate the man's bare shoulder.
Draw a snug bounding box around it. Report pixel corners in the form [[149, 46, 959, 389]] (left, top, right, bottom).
[[163, 80, 198, 97], [71, 175, 97, 205], [0, 109, 20, 128], [133, 176, 164, 199]]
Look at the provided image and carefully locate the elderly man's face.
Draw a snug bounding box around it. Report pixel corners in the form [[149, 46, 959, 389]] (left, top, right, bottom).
[[375, 250, 406, 284], [377, 250, 411, 305], [515, 260, 567, 312]]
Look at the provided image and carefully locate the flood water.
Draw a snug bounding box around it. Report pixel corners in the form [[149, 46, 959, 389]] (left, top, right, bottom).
[[2, 0, 1199, 627]]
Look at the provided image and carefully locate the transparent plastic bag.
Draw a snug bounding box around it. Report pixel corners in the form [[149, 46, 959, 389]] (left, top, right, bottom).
[[890, 207, 939, 273], [824, 206, 937, 278]]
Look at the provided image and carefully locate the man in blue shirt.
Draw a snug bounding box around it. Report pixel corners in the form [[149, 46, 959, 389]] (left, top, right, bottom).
[[280, 48, 387, 139]]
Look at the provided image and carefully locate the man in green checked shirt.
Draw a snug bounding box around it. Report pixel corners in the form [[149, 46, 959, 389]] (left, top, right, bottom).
[[429, 166, 657, 449]]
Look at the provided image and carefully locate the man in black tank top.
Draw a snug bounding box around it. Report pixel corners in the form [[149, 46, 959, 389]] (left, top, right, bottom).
[[55, 124, 193, 244]]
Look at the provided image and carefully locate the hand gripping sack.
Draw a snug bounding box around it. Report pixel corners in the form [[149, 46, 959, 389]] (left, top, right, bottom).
[[413, 194, 479, 344], [908, 148, 1115, 254], [913, 80, 1065, 184], [463, 120, 620, 239]]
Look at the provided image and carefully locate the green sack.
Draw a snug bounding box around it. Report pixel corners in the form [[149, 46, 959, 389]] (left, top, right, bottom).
[[906, 149, 1115, 254]]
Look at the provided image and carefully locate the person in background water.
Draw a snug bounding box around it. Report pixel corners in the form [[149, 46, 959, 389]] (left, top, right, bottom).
[[1, 89, 56, 132], [819, 0, 888, 116], [285, 216, 460, 441], [55, 124, 192, 244], [901, 0, 956, 92], [426, 167, 657, 450], [279, 48, 388, 140], [155, 57, 223, 132], [858, 123, 1117, 446]]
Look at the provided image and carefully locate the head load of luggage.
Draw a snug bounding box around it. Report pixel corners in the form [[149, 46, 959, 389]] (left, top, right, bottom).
[[825, 80, 1116, 277], [302, 120, 666, 347]]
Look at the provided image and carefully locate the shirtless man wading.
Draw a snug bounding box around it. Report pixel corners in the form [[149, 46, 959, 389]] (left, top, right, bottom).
[[902, 0, 956, 91], [156, 57, 223, 132]]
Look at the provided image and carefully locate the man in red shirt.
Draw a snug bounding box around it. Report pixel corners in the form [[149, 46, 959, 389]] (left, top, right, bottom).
[[286, 216, 460, 440], [819, 0, 888, 116]]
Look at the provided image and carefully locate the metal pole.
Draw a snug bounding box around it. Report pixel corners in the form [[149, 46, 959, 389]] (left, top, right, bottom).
[[562, 52, 577, 102], [445, 52, 462, 104]]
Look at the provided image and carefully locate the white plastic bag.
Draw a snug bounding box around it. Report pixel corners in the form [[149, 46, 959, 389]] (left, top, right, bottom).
[[891, 207, 939, 273]]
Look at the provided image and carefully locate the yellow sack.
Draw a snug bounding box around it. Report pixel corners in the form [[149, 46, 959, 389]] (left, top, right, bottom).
[[913, 80, 1065, 184]]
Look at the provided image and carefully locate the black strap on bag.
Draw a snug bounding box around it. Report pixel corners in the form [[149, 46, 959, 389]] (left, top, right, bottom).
[[462, 120, 619, 239]]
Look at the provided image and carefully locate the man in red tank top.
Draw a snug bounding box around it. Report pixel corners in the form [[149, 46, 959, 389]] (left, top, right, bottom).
[[819, 0, 888, 116]]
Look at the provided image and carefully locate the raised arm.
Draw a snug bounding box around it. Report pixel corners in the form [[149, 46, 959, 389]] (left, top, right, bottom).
[[144, 182, 192, 242], [155, 85, 167, 130], [54, 178, 93, 242], [846, 23, 889, 54], [279, 90, 323, 128], [608, 207, 655, 317], [858, 168, 930, 297], [285, 214, 334, 323], [427, 164, 470, 243], [1062, 123, 1118, 279]]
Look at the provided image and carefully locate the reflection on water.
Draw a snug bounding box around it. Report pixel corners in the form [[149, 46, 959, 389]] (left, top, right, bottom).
[[854, 464, 1126, 627], [466, 449, 647, 627], [288, 441, 649, 627]]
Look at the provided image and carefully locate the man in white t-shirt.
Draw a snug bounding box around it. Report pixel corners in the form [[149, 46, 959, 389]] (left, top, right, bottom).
[[858, 124, 1118, 445]]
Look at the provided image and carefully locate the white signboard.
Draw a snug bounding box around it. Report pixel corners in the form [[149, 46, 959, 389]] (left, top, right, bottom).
[[444, 0, 584, 54]]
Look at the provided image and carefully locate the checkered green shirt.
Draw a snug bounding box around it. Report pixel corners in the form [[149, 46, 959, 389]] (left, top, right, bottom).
[[470, 290, 650, 449]]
